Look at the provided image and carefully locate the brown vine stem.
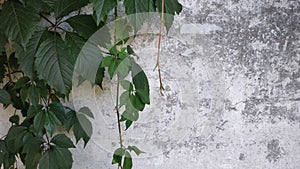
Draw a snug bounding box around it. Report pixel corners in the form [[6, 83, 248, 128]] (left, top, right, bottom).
[[157, 0, 165, 96]]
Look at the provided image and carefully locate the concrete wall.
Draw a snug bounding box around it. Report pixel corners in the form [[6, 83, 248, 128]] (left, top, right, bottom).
[[1, 0, 300, 169]]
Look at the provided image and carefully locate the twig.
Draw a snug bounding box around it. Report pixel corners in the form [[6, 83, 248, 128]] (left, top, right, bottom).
[[156, 0, 165, 96]]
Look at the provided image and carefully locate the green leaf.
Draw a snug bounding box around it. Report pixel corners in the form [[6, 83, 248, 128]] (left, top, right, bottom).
[[13, 77, 30, 89], [9, 115, 19, 124], [78, 107, 94, 118], [120, 91, 130, 107], [91, 0, 118, 25], [112, 148, 125, 165], [51, 134, 75, 148], [116, 57, 131, 79], [95, 66, 105, 89], [5, 125, 28, 154], [49, 102, 66, 123], [27, 105, 43, 119], [20, 85, 29, 105], [64, 110, 92, 147], [54, 0, 89, 19], [48, 111, 62, 126], [119, 80, 133, 91], [127, 146, 145, 155], [101, 56, 119, 79], [123, 151, 133, 169], [0, 33, 7, 53], [23, 137, 45, 169], [25, 0, 54, 13], [27, 85, 40, 106], [0, 0, 40, 47], [66, 15, 100, 39], [131, 61, 150, 104], [129, 94, 144, 111], [0, 54, 6, 83], [33, 110, 46, 133], [0, 89, 11, 104], [76, 113, 92, 140], [122, 109, 139, 121], [65, 32, 85, 61], [127, 45, 136, 56], [0, 139, 15, 169], [64, 110, 77, 132], [15, 27, 49, 79], [155, 0, 182, 31], [124, 0, 155, 31], [44, 111, 61, 136], [35, 32, 74, 95], [8, 53, 19, 72], [125, 120, 133, 130], [39, 146, 73, 169]]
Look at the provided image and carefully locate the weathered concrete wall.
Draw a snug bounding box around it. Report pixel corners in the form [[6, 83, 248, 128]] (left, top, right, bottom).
[[1, 0, 300, 169]]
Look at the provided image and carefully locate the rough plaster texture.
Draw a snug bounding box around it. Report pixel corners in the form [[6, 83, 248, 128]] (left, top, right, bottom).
[[1, 0, 300, 169]]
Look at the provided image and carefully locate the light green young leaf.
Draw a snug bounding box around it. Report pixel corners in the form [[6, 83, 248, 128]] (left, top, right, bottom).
[[127, 146, 145, 155]]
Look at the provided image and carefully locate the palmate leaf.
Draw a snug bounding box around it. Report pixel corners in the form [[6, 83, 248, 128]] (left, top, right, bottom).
[[155, 0, 182, 31], [54, 0, 89, 19], [91, 0, 118, 25], [124, 0, 155, 31], [35, 32, 74, 95], [0, 0, 40, 47]]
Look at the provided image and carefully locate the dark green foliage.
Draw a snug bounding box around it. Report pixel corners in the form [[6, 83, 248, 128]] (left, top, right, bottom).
[[0, 0, 182, 168]]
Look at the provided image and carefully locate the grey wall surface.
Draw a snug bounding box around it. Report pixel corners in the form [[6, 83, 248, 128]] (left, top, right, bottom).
[[1, 0, 300, 169]]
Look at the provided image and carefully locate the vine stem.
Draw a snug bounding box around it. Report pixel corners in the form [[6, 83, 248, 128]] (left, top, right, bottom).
[[114, 5, 123, 169], [157, 0, 165, 96], [115, 77, 123, 149]]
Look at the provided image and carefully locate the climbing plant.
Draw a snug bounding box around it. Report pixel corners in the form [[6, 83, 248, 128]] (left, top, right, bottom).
[[0, 0, 182, 169]]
